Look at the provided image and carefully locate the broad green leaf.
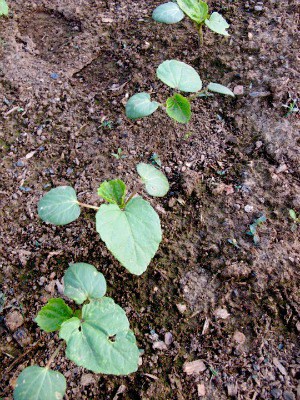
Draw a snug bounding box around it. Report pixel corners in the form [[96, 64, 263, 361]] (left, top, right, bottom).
[[289, 209, 297, 221], [38, 186, 80, 226], [59, 299, 140, 375], [198, 1, 209, 22], [96, 197, 162, 275], [98, 179, 126, 207], [205, 12, 230, 36], [0, 0, 8, 16], [176, 0, 202, 23], [126, 93, 159, 119], [157, 60, 202, 92], [14, 366, 66, 400], [64, 263, 106, 304], [35, 298, 73, 332], [166, 93, 191, 124], [207, 82, 234, 97], [152, 2, 184, 24], [137, 163, 169, 197]]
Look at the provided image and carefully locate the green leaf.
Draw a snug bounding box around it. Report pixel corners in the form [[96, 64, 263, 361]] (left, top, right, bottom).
[[198, 1, 209, 22], [38, 186, 81, 226], [176, 0, 202, 23], [35, 298, 73, 332], [14, 366, 66, 400], [59, 299, 140, 375], [157, 60, 202, 92], [126, 93, 159, 119], [289, 209, 297, 221], [0, 0, 8, 16], [98, 179, 126, 207], [152, 2, 184, 24], [207, 82, 234, 97], [205, 12, 230, 36], [64, 263, 106, 305], [96, 197, 162, 275], [166, 93, 191, 124], [137, 163, 169, 197]]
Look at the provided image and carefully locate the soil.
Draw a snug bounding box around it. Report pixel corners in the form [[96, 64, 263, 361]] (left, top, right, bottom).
[[0, 0, 299, 399]]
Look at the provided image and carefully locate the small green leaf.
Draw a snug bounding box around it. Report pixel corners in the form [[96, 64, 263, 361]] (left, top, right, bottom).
[[38, 186, 81, 226], [98, 179, 126, 207], [152, 2, 184, 24], [157, 60, 202, 92], [35, 298, 73, 332], [205, 12, 230, 36], [64, 263, 106, 305], [126, 93, 159, 119], [176, 0, 202, 23], [14, 366, 66, 400], [59, 299, 140, 375], [0, 0, 9, 16], [137, 163, 169, 197], [166, 93, 191, 124], [96, 197, 162, 275], [289, 209, 297, 221], [207, 82, 235, 97], [198, 1, 209, 22]]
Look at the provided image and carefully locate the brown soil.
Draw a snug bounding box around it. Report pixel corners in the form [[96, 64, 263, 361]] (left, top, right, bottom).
[[0, 0, 299, 399]]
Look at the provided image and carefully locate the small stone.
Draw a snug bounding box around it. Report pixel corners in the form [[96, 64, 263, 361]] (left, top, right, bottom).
[[276, 164, 288, 174], [256, 141, 263, 149], [176, 304, 187, 313], [153, 341, 168, 351], [227, 383, 238, 396], [16, 160, 24, 167], [183, 360, 206, 375], [244, 205, 254, 213], [296, 321, 300, 332], [283, 391, 295, 400], [164, 332, 173, 346], [13, 327, 31, 347], [233, 331, 246, 344], [197, 383, 206, 397], [214, 308, 230, 319], [271, 388, 282, 399], [80, 373, 96, 387], [168, 198, 176, 208], [5, 311, 24, 332], [233, 85, 244, 95], [165, 167, 171, 173], [254, 5, 263, 11]]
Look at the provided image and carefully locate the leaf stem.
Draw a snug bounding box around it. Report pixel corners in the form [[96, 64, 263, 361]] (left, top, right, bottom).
[[125, 191, 137, 206], [198, 24, 204, 47], [46, 341, 64, 369], [189, 89, 207, 101], [78, 202, 100, 211]]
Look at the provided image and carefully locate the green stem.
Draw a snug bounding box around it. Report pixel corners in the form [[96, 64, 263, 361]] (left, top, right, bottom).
[[78, 202, 100, 211], [198, 24, 204, 47], [46, 342, 64, 369], [189, 89, 208, 101], [125, 191, 137, 206]]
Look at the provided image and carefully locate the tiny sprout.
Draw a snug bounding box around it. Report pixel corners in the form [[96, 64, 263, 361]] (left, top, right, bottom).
[[282, 98, 299, 117], [101, 120, 113, 129], [247, 215, 266, 244], [111, 148, 126, 159]]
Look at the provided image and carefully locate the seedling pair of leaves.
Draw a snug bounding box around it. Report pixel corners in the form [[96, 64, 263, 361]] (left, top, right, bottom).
[[38, 163, 169, 275], [247, 215, 266, 244], [14, 263, 140, 400], [126, 60, 234, 124], [289, 209, 299, 232], [152, 0, 230, 44], [0, 0, 8, 16]]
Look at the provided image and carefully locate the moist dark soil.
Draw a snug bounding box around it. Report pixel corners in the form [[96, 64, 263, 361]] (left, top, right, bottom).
[[0, 1, 299, 399]]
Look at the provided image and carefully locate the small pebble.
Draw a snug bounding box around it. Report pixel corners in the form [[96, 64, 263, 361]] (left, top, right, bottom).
[[197, 383, 206, 397], [5, 311, 24, 332], [164, 332, 173, 346], [244, 205, 254, 213], [233, 331, 246, 344], [153, 341, 168, 351], [16, 160, 24, 167], [233, 85, 244, 95], [176, 304, 187, 313]]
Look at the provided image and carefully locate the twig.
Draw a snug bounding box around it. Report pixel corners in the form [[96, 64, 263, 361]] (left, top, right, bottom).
[[46, 342, 64, 369], [6, 339, 42, 373], [78, 202, 100, 211]]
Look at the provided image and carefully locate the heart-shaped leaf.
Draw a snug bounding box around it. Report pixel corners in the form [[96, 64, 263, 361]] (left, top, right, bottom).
[[126, 93, 160, 119], [0, 0, 8, 16], [176, 0, 202, 23], [98, 179, 126, 207], [14, 366, 66, 400], [198, 1, 209, 22], [38, 186, 80, 226], [137, 163, 169, 197], [157, 60, 202, 92], [152, 2, 184, 24], [59, 299, 140, 375], [35, 298, 73, 332], [96, 197, 162, 275], [64, 263, 106, 304], [166, 93, 191, 123], [207, 82, 234, 97], [205, 12, 229, 36]]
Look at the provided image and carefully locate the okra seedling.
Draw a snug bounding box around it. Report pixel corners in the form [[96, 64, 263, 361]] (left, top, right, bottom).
[[152, 0, 230, 45], [247, 215, 266, 244], [0, 0, 8, 16], [38, 166, 169, 275], [14, 263, 140, 400], [126, 60, 234, 124]]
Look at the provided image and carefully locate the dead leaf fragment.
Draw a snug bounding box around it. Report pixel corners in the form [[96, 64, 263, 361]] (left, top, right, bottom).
[[183, 360, 206, 375], [273, 357, 287, 376], [214, 308, 230, 319]]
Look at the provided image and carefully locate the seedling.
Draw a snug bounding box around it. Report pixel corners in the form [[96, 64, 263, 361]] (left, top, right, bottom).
[[38, 166, 169, 275], [0, 0, 8, 16], [126, 60, 234, 124], [247, 215, 266, 244], [151, 153, 162, 167], [13, 263, 140, 400], [282, 98, 299, 117], [111, 148, 126, 159], [101, 120, 113, 129], [289, 209, 299, 232], [152, 0, 230, 45]]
